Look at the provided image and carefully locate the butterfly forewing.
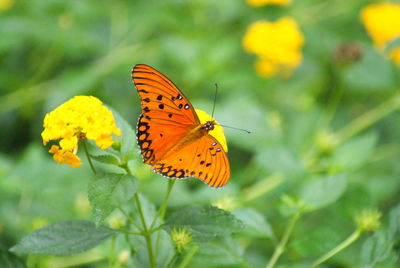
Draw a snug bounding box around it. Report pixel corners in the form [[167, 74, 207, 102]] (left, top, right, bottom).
[[132, 64, 200, 126]]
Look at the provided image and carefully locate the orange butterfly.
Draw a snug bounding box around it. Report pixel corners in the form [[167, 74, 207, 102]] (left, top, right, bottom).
[[131, 64, 230, 187]]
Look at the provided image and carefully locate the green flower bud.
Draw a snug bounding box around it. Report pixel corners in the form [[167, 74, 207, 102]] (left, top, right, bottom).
[[355, 209, 381, 232], [171, 228, 192, 253]]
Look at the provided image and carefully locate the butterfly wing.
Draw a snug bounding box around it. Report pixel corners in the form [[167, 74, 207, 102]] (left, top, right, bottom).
[[132, 64, 230, 187], [152, 134, 230, 188], [132, 64, 200, 164], [132, 64, 200, 125]]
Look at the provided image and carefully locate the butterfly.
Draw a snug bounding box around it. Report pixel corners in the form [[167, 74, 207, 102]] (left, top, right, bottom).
[[131, 64, 230, 187]]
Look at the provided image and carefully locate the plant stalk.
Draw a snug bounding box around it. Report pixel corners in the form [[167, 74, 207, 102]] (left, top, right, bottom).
[[312, 229, 362, 266], [266, 211, 301, 268], [135, 193, 156, 268]]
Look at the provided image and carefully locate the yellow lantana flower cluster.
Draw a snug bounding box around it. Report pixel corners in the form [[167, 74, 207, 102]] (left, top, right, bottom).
[[41, 96, 121, 167], [246, 0, 291, 7], [360, 2, 400, 66], [243, 17, 304, 78]]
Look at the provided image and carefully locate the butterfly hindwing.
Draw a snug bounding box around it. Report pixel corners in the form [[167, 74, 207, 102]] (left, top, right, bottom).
[[153, 134, 230, 188]]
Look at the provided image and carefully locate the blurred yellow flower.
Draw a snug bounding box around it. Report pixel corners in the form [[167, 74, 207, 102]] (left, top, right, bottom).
[[195, 109, 228, 152], [360, 2, 400, 65], [246, 0, 291, 7], [0, 0, 13, 11], [243, 18, 304, 77], [41, 96, 121, 167]]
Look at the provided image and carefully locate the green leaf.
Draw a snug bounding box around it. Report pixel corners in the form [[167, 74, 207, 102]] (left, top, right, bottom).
[[344, 47, 394, 91], [388, 205, 400, 238], [10, 220, 117, 255], [300, 173, 347, 210], [192, 236, 245, 266], [360, 231, 396, 267], [360, 205, 400, 267], [384, 37, 400, 55], [90, 153, 121, 166], [233, 208, 274, 238], [331, 133, 377, 170], [163, 206, 244, 242], [0, 251, 26, 268], [88, 174, 138, 225], [110, 108, 137, 161]]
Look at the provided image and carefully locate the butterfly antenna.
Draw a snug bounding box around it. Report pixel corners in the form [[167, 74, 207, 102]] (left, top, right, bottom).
[[219, 124, 251, 134], [211, 83, 218, 118]]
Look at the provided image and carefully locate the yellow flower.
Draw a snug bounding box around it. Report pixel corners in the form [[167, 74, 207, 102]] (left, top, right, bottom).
[[246, 0, 291, 7], [41, 96, 121, 167], [195, 109, 228, 152], [360, 2, 400, 65], [0, 0, 13, 11], [243, 18, 304, 77]]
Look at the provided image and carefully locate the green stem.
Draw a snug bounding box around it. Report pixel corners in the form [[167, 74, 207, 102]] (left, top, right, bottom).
[[135, 193, 155, 268], [166, 251, 179, 268], [153, 180, 177, 267], [117, 230, 142, 236], [151, 179, 176, 230], [178, 245, 199, 268], [312, 229, 362, 266], [82, 139, 96, 174], [109, 236, 116, 268], [336, 93, 400, 144], [266, 211, 301, 268], [119, 207, 142, 232]]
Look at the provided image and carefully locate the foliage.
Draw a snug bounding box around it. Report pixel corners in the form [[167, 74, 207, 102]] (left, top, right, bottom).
[[1, 0, 400, 267]]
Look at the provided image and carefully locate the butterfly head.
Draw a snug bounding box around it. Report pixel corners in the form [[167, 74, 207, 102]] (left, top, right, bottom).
[[202, 120, 216, 132]]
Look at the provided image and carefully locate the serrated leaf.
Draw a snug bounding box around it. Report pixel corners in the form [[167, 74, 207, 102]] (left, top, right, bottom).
[[10, 220, 117, 255], [163, 206, 244, 242], [233, 208, 274, 238], [88, 174, 138, 225], [300, 173, 347, 210], [0, 251, 26, 268], [110, 108, 137, 161]]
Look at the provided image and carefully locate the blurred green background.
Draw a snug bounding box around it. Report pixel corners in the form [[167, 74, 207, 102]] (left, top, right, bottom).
[[1, 0, 400, 267]]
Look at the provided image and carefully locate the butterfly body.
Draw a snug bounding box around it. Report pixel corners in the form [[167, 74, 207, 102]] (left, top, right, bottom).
[[132, 64, 230, 187]]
